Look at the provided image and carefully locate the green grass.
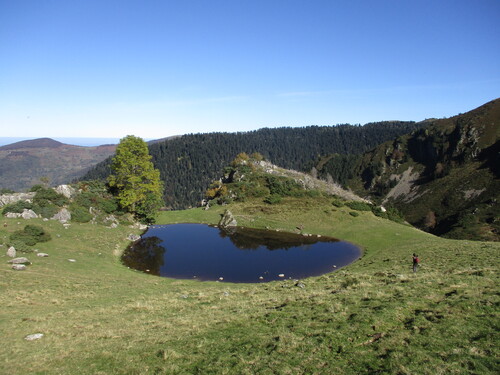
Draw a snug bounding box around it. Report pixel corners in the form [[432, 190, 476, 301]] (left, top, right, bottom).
[[1, 198, 498, 374]]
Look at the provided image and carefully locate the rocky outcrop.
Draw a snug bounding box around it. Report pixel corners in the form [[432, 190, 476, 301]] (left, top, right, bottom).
[[0, 192, 36, 208], [219, 210, 237, 228], [55, 184, 76, 199], [52, 208, 71, 223]]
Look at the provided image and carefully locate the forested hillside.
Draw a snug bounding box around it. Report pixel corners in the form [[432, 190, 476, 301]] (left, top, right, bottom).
[[81, 122, 422, 208]]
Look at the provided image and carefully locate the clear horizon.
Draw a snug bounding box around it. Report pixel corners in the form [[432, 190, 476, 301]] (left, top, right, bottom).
[[1, 1, 499, 139]]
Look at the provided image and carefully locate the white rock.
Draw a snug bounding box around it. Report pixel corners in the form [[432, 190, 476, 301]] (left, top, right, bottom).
[[55, 185, 75, 198], [6, 246, 16, 258], [8, 257, 30, 264], [21, 209, 39, 219], [68, 259, 76, 262], [12, 264, 26, 271], [24, 333, 44, 341], [37, 253, 49, 257]]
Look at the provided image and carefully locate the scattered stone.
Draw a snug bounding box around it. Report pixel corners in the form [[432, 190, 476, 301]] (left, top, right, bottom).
[[12, 264, 26, 271], [222, 291, 230, 297], [128, 234, 141, 241], [104, 215, 119, 228], [24, 333, 44, 341], [63, 223, 71, 229], [278, 274, 285, 278], [5, 212, 21, 218], [129, 222, 148, 230], [295, 282, 305, 289], [332, 265, 337, 268], [67, 259, 76, 262], [180, 294, 188, 299], [37, 253, 49, 257], [7, 246, 16, 258], [259, 276, 264, 280], [8, 257, 30, 265], [219, 277, 224, 281]]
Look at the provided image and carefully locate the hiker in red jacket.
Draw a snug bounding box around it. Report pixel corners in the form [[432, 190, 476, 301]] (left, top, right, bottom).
[[412, 253, 420, 273]]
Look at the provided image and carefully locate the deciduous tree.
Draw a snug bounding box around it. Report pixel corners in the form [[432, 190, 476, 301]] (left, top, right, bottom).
[[108, 135, 163, 223]]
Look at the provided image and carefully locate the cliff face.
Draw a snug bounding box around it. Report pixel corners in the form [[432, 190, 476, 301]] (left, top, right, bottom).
[[351, 99, 500, 241]]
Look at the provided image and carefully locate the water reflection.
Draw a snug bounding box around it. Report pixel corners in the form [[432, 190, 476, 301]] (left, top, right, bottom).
[[122, 236, 165, 274], [122, 224, 361, 283], [220, 227, 331, 250]]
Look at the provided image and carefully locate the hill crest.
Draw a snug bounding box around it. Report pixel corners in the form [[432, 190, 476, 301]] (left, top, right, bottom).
[[0, 138, 65, 150]]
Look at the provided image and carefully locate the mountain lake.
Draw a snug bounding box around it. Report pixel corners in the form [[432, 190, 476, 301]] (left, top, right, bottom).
[[122, 223, 361, 283]]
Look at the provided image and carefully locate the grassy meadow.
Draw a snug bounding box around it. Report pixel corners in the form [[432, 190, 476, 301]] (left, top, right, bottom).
[[1, 197, 498, 374]]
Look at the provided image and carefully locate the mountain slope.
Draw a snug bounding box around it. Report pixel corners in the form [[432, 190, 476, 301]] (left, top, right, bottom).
[[0, 138, 116, 192], [347, 98, 500, 240]]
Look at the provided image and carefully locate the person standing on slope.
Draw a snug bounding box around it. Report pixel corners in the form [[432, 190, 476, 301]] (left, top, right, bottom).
[[412, 253, 420, 273]]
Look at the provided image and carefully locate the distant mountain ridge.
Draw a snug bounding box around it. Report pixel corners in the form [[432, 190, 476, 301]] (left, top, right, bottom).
[[0, 138, 65, 150], [0, 139, 116, 192]]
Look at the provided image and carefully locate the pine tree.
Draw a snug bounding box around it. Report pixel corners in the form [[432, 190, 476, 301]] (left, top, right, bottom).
[[108, 135, 163, 223]]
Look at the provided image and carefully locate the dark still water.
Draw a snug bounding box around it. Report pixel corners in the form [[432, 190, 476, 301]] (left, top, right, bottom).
[[122, 224, 361, 283]]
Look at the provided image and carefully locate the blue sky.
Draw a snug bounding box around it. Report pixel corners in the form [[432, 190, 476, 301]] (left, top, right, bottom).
[[1, 0, 499, 139]]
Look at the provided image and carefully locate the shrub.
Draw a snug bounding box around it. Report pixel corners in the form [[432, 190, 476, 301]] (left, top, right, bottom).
[[385, 206, 405, 223], [37, 204, 59, 219], [33, 187, 68, 207], [98, 197, 119, 214], [345, 201, 372, 211], [331, 197, 345, 207], [264, 194, 283, 205], [71, 205, 93, 223], [371, 206, 387, 218], [8, 239, 32, 253], [9, 224, 51, 249], [29, 184, 46, 192], [2, 201, 33, 215], [266, 176, 302, 197]]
